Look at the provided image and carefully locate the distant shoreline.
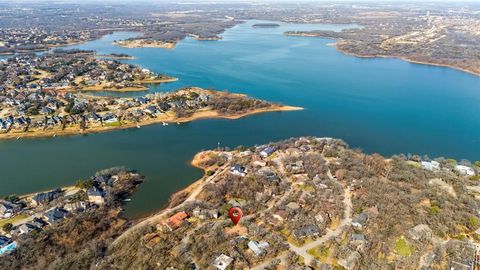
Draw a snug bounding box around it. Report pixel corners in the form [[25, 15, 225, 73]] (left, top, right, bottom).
[[285, 32, 480, 77]]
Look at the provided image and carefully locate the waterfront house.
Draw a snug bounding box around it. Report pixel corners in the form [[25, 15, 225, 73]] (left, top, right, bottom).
[[260, 146, 276, 158], [31, 189, 62, 207], [103, 114, 118, 124], [0, 200, 22, 218], [421, 160, 440, 171], [87, 187, 105, 205], [64, 201, 88, 213], [44, 207, 68, 225], [92, 174, 113, 186], [248, 240, 269, 256], [455, 165, 475, 176], [136, 97, 149, 105], [230, 165, 247, 177], [212, 254, 233, 270]]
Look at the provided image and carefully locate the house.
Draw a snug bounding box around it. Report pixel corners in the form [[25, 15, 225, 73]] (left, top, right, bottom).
[[16, 223, 39, 235], [421, 160, 440, 171], [103, 114, 118, 124], [87, 187, 105, 205], [408, 224, 433, 241], [293, 224, 320, 238], [160, 211, 189, 231], [0, 236, 12, 249], [64, 201, 88, 213], [230, 165, 247, 177], [287, 202, 300, 211], [0, 200, 22, 218], [455, 165, 475, 176], [92, 175, 113, 186], [135, 97, 149, 104], [258, 167, 280, 183], [351, 233, 366, 244], [31, 217, 48, 229], [31, 189, 62, 207], [212, 254, 233, 270], [338, 250, 361, 270], [289, 160, 306, 174], [192, 208, 220, 220], [144, 105, 159, 116], [44, 207, 68, 225], [248, 240, 269, 256], [272, 210, 288, 224], [260, 146, 276, 158], [252, 154, 267, 167], [159, 102, 171, 112], [351, 213, 368, 230], [286, 147, 302, 156]]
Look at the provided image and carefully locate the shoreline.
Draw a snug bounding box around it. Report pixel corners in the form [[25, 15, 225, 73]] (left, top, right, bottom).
[[336, 45, 480, 77], [0, 105, 303, 141], [285, 33, 480, 77]]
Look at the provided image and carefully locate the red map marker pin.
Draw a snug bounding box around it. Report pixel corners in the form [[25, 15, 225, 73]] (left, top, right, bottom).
[[228, 207, 243, 225]]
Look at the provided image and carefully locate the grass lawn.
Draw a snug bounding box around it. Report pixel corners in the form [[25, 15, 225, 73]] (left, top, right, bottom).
[[307, 245, 330, 261], [395, 236, 413, 256], [105, 121, 121, 127], [0, 214, 29, 228]]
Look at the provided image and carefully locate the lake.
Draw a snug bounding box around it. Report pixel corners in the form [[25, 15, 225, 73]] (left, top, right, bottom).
[[1, 20, 479, 217]]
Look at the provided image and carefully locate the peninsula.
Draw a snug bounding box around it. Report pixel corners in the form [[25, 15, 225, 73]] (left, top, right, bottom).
[[284, 9, 480, 77], [113, 39, 177, 49], [2, 137, 480, 269], [0, 87, 301, 140], [0, 49, 176, 93]]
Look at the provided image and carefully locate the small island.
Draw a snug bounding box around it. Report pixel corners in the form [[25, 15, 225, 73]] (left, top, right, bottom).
[[96, 53, 135, 60], [253, 23, 280, 28]]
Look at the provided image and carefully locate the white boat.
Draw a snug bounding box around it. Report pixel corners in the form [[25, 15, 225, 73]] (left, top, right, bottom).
[[137, 125, 141, 129]]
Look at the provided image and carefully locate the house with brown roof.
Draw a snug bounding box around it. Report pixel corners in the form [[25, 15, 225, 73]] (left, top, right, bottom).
[[160, 211, 189, 231]]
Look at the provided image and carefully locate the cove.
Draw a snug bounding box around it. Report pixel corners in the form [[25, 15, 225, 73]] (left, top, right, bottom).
[[1, 20, 479, 217]]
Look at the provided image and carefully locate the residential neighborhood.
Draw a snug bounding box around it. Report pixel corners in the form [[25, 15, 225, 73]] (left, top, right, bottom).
[[0, 167, 144, 257], [79, 137, 480, 269]]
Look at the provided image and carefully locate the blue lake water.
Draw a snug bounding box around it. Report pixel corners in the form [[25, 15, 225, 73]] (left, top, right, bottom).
[[1, 20, 479, 217]]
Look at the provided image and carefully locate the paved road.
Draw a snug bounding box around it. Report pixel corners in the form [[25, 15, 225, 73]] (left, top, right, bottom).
[[250, 159, 353, 269]]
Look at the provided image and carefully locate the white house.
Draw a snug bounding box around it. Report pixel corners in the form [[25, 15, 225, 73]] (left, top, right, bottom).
[[455, 165, 475, 176], [421, 161, 440, 171], [212, 254, 233, 270]]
